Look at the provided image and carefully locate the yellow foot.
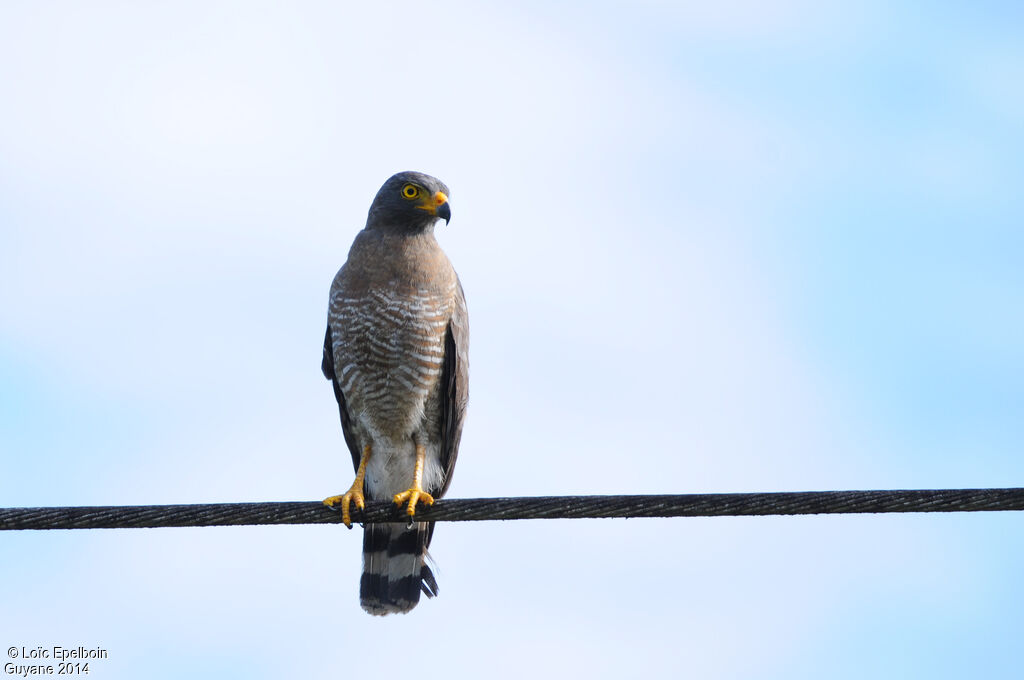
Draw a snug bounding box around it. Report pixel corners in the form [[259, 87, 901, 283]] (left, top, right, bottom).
[[393, 487, 435, 517], [325, 444, 371, 528], [323, 485, 365, 529]]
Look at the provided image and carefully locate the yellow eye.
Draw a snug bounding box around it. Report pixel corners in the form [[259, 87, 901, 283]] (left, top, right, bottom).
[[401, 184, 420, 200]]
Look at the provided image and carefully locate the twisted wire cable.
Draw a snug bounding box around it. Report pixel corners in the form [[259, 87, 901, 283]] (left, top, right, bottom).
[[2, 488, 1023, 531]]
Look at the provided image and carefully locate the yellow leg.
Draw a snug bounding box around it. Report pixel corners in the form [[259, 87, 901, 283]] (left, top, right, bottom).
[[323, 444, 371, 528], [393, 443, 435, 517]]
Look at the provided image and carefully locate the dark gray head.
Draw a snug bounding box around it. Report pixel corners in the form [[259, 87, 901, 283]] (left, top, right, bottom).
[[365, 171, 451, 234]]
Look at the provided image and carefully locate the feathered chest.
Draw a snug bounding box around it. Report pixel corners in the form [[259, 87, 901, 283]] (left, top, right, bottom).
[[331, 285, 453, 431], [328, 230, 458, 436], [327, 229, 460, 436]]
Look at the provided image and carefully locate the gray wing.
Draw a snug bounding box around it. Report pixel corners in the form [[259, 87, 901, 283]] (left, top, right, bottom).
[[434, 277, 469, 498], [322, 324, 361, 473]]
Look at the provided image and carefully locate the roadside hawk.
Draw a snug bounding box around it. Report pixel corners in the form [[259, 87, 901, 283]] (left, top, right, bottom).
[[322, 171, 469, 615]]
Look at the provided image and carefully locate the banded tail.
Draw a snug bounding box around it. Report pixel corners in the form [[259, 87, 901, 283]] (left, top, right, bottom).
[[360, 522, 439, 615]]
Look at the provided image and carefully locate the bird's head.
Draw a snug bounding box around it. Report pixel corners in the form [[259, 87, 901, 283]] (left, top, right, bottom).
[[365, 171, 451, 233]]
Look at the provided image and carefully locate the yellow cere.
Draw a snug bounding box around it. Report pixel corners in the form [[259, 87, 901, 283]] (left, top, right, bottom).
[[414, 190, 448, 214]]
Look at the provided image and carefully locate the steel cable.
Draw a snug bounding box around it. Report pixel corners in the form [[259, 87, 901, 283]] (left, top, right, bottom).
[[2, 488, 1023, 531]]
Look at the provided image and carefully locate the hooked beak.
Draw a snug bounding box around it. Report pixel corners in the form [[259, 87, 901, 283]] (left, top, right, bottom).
[[436, 197, 451, 224], [417, 190, 451, 224]]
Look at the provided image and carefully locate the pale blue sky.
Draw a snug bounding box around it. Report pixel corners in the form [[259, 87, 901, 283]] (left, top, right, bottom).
[[1, 1, 1022, 678]]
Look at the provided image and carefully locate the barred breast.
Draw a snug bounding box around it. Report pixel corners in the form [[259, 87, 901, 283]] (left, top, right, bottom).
[[331, 281, 455, 440]]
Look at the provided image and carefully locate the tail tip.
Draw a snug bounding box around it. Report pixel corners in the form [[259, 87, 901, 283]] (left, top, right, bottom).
[[359, 567, 438, 615]]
